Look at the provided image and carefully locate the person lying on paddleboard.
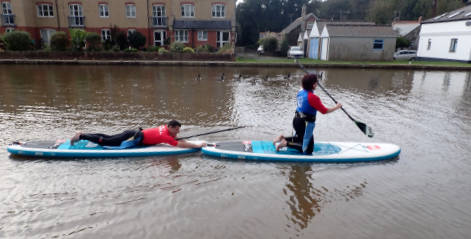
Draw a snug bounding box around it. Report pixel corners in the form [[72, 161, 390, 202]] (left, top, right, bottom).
[[70, 120, 206, 149], [274, 74, 342, 154]]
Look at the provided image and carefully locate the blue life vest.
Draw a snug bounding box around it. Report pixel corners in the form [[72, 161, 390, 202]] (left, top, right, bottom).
[[296, 89, 318, 117]]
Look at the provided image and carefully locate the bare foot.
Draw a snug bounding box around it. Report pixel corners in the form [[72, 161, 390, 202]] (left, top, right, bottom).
[[70, 132, 81, 146], [273, 135, 284, 145], [276, 139, 287, 151]]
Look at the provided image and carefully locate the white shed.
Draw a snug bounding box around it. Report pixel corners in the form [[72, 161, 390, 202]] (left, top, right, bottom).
[[417, 5, 471, 62]]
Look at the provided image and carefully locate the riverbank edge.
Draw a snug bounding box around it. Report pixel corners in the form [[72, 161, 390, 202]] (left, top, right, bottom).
[[1, 58, 470, 71]]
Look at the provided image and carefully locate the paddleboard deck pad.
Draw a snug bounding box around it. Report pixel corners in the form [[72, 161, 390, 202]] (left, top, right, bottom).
[[202, 141, 400, 163], [7, 140, 199, 158]]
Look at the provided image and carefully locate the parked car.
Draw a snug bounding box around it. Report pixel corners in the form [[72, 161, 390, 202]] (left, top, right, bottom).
[[393, 50, 417, 60], [257, 45, 264, 55], [287, 46, 304, 58]]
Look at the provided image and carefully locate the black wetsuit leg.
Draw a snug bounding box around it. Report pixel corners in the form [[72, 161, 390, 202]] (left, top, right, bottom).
[[79, 130, 138, 146], [285, 116, 314, 154]]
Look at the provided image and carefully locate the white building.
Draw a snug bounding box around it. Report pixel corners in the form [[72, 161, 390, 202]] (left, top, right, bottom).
[[417, 5, 471, 62]]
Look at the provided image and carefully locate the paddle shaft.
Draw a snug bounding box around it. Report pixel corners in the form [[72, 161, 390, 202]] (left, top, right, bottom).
[[296, 60, 357, 122], [177, 126, 246, 140]]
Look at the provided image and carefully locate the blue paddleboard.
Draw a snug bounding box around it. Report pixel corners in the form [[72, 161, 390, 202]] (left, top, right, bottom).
[[202, 141, 400, 163], [7, 140, 200, 158]]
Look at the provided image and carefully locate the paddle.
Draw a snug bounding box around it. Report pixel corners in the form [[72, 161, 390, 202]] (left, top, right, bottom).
[[177, 126, 246, 140], [295, 60, 374, 137]]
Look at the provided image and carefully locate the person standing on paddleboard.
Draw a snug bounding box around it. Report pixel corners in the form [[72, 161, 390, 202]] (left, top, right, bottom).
[[274, 74, 342, 154], [70, 120, 206, 149]]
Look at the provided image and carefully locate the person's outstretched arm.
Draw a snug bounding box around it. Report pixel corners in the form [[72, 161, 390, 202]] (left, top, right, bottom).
[[177, 140, 206, 148]]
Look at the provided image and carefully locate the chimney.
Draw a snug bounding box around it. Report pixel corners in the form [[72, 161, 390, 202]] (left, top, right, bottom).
[[302, 4, 307, 18], [418, 16, 422, 23]]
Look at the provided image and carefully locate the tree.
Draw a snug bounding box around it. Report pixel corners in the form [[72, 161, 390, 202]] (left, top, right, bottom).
[[128, 31, 146, 49]]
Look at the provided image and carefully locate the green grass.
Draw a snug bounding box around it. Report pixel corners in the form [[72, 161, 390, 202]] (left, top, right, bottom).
[[235, 57, 471, 67]]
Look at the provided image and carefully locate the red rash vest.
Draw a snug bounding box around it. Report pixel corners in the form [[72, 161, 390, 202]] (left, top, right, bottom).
[[308, 92, 328, 114], [141, 125, 178, 146]]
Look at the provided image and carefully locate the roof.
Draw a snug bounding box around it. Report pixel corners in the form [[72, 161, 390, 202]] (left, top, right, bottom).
[[173, 20, 231, 30], [315, 20, 375, 32], [422, 4, 471, 24], [392, 22, 421, 36], [324, 25, 398, 38], [281, 13, 318, 34]]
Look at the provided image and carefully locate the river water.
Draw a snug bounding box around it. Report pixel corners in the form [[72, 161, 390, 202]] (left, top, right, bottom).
[[0, 65, 470, 239]]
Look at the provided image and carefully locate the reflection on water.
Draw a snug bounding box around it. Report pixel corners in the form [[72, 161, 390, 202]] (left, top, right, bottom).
[[283, 165, 367, 232], [1, 65, 471, 238]]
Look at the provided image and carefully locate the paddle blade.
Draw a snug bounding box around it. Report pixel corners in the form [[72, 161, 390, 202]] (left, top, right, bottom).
[[356, 121, 374, 138]]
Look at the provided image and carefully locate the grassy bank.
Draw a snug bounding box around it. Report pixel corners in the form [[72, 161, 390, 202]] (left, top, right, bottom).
[[236, 57, 471, 68]]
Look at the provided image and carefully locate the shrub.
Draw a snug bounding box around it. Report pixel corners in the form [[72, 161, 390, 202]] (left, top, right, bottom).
[[70, 29, 87, 51], [196, 45, 209, 53], [128, 31, 146, 49], [149, 46, 159, 52], [170, 42, 185, 53], [217, 44, 234, 54], [86, 32, 101, 51], [158, 47, 169, 55], [112, 45, 120, 52], [396, 37, 410, 49], [262, 37, 278, 53], [103, 39, 113, 51], [196, 44, 216, 53], [50, 31, 68, 51], [2, 31, 33, 51], [0, 35, 6, 51], [124, 47, 138, 53], [116, 32, 128, 50], [280, 38, 289, 57], [183, 47, 195, 54]]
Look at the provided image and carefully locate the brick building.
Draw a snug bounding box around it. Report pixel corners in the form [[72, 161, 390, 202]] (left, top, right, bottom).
[[0, 0, 236, 49]]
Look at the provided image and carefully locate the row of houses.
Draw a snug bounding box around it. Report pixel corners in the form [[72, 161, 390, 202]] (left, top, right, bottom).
[[273, 6, 398, 61], [0, 0, 237, 49], [263, 4, 471, 63]]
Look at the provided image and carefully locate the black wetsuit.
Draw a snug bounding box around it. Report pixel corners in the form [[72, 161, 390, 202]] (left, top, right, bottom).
[[79, 130, 141, 146]]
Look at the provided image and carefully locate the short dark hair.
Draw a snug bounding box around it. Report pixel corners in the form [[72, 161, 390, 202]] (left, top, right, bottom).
[[168, 120, 181, 128], [302, 74, 318, 91]]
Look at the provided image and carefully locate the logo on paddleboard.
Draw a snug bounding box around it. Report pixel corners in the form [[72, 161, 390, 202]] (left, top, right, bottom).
[[367, 145, 381, 150]]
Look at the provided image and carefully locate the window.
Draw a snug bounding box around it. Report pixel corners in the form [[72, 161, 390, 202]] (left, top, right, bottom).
[[69, 4, 84, 26], [373, 39, 384, 50], [154, 30, 166, 46], [126, 4, 136, 18], [69, 4, 83, 16], [217, 31, 230, 47], [153, 5, 165, 17], [101, 29, 111, 41], [40, 29, 56, 45], [152, 5, 166, 26], [198, 31, 208, 41], [181, 4, 195, 17], [2, 2, 14, 25], [175, 30, 189, 43], [37, 4, 54, 17], [427, 39, 432, 50], [212, 4, 225, 18], [99, 4, 109, 18], [449, 38, 458, 53], [1, 2, 12, 15]]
